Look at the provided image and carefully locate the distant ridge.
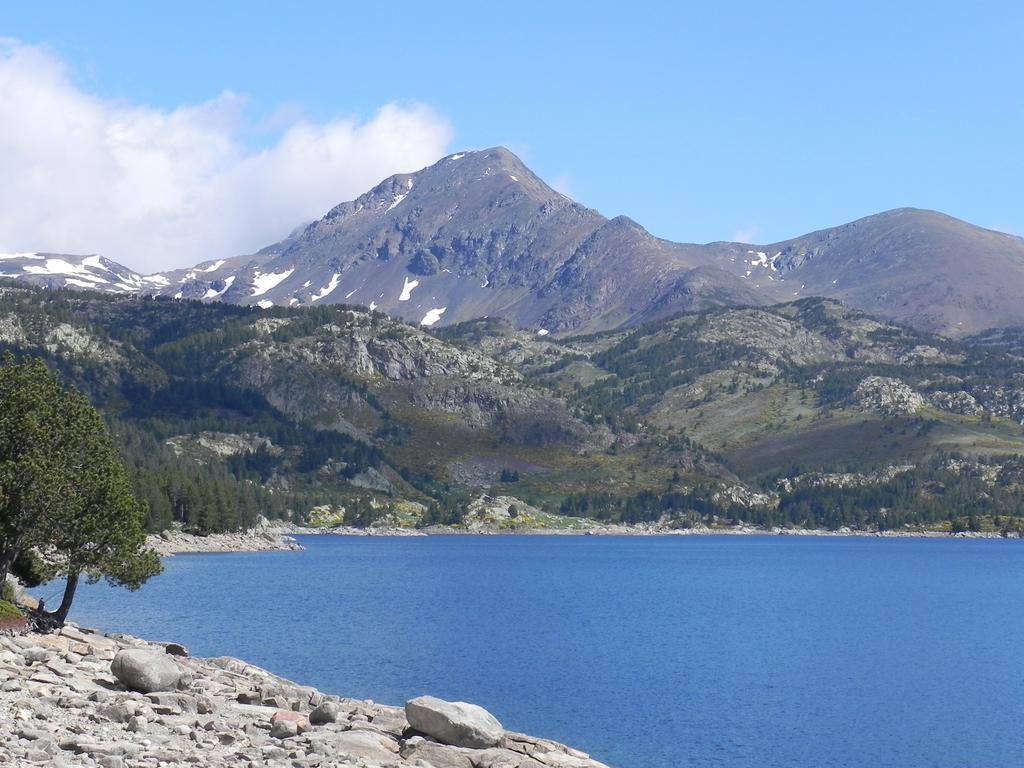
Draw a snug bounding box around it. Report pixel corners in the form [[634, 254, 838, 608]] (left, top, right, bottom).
[[5, 149, 1024, 336]]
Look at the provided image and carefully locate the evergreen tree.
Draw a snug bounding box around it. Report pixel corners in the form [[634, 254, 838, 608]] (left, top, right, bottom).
[[0, 355, 161, 622]]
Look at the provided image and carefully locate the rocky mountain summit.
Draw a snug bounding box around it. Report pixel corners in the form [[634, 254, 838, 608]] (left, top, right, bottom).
[[152, 147, 757, 334], [0, 623, 609, 767], [8, 150, 1024, 336]]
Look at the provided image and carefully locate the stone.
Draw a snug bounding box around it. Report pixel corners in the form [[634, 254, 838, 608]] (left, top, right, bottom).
[[474, 747, 549, 767], [16, 728, 50, 741], [271, 709, 310, 734], [370, 707, 411, 737], [269, 719, 298, 739], [97, 703, 134, 723], [146, 691, 199, 714], [126, 715, 147, 733], [98, 757, 125, 768], [317, 730, 400, 762], [22, 647, 50, 664], [400, 738, 476, 768], [110, 649, 182, 693], [196, 694, 217, 714], [405, 695, 504, 749], [163, 643, 189, 657], [309, 701, 340, 725]]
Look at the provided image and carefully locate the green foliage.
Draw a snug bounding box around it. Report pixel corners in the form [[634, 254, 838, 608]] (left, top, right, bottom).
[[418, 491, 473, 527], [0, 600, 22, 620], [0, 355, 79, 575], [0, 354, 161, 619]]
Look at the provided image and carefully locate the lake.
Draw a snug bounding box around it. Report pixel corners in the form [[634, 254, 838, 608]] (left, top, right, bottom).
[[58, 535, 1024, 767]]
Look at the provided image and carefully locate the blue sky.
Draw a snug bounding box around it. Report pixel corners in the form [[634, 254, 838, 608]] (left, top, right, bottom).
[[2, 2, 1022, 268]]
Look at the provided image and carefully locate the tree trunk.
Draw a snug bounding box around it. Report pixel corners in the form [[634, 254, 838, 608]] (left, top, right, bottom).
[[48, 571, 79, 624]]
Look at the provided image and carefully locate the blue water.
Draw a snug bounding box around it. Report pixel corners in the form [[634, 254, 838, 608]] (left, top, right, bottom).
[[55, 535, 1024, 768]]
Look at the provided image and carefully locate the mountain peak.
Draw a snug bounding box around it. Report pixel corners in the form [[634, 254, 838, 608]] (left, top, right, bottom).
[[9, 147, 1024, 339]]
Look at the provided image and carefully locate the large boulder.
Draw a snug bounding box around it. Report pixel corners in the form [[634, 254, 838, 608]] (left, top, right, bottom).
[[309, 701, 340, 725], [405, 695, 504, 749], [110, 649, 183, 693]]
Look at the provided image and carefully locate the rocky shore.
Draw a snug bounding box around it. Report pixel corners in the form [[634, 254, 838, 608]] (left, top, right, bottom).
[[292, 523, 1018, 540], [0, 622, 610, 767], [146, 518, 1017, 557], [145, 528, 304, 557]]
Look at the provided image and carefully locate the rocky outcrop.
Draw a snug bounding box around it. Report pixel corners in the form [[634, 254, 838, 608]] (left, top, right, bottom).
[[145, 525, 303, 557], [929, 389, 984, 416], [854, 376, 926, 416], [0, 623, 610, 767]]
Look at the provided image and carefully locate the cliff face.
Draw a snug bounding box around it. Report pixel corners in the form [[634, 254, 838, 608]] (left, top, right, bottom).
[[0, 623, 610, 767]]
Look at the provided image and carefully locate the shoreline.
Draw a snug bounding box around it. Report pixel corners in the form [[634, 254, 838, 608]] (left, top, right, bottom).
[[0, 621, 609, 767], [282, 523, 1020, 540], [147, 521, 1019, 556]]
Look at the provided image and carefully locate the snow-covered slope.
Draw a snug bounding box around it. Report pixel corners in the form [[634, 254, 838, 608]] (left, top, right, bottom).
[[7, 152, 1024, 338], [0, 253, 170, 293], [143, 147, 761, 334]]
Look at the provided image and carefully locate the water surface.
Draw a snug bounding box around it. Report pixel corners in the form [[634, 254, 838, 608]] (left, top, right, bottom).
[[60, 535, 1024, 767]]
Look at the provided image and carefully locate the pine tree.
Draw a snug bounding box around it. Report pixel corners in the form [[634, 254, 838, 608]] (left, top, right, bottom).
[[0, 355, 161, 622]]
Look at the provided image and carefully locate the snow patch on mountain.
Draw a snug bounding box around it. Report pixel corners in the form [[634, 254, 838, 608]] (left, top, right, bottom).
[[81, 255, 111, 272], [203, 275, 236, 299], [311, 274, 341, 302], [251, 268, 294, 297], [23, 258, 109, 283], [399, 276, 419, 301], [420, 307, 447, 326], [386, 192, 408, 213]]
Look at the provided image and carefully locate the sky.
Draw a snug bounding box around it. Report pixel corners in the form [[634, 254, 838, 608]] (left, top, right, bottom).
[[2, 1, 1022, 271]]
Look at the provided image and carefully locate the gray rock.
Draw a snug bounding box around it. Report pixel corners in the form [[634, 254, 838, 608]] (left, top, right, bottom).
[[269, 719, 298, 739], [309, 701, 340, 725], [97, 703, 134, 723], [16, 727, 51, 741], [146, 691, 199, 714], [473, 747, 549, 767], [316, 730, 400, 762], [400, 737, 475, 768], [22, 647, 50, 664], [163, 642, 189, 657], [110, 649, 182, 693], [405, 695, 504, 749]]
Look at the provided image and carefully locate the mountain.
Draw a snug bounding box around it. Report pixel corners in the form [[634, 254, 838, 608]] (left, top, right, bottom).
[[6, 150, 1024, 337], [736, 208, 1024, 336], [0, 252, 166, 293], [152, 147, 761, 334]]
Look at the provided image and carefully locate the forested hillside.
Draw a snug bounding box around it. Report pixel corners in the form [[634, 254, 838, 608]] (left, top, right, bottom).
[[5, 282, 1024, 534]]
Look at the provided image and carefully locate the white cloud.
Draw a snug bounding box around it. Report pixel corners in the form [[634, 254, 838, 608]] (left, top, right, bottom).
[[0, 40, 453, 271]]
